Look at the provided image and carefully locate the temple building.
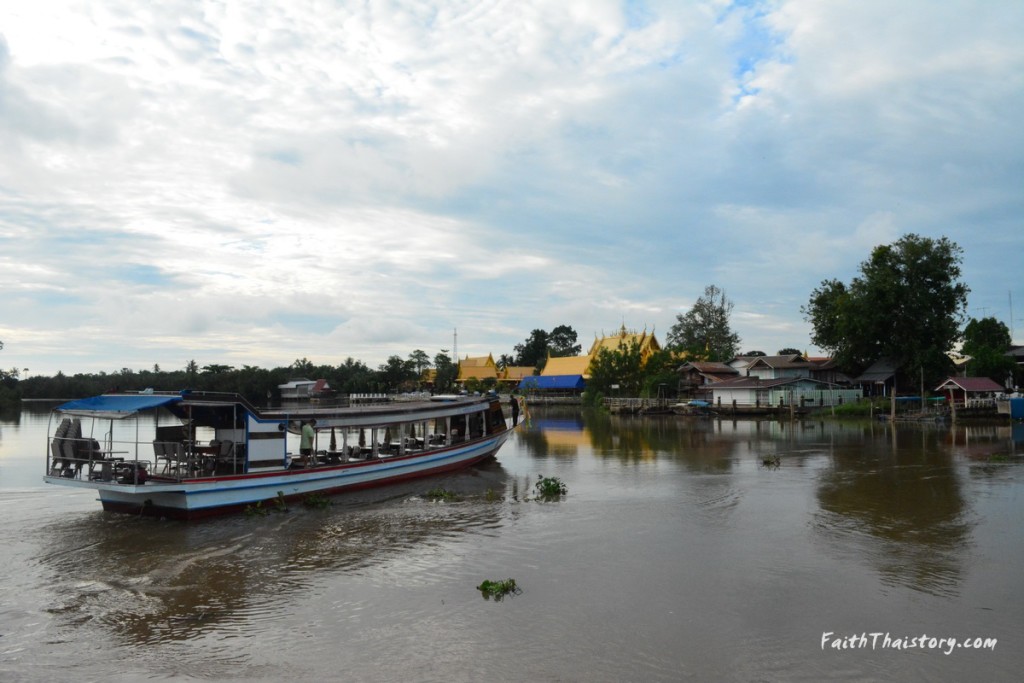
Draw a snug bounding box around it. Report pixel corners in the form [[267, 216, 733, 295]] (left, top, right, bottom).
[[585, 325, 662, 365], [457, 354, 536, 388], [457, 354, 499, 383], [518, 325, 662, 394]]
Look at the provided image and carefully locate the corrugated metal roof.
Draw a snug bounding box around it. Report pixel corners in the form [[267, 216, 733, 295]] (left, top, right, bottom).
[[747, 354, 809, 369], [853, 358, 898, 384], [519, 375, 586, 390], [711, 376, 837, 390], [935, 377, 1005, 392]]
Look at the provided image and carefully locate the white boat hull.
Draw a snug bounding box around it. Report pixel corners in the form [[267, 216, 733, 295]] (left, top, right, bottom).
[[46, 432, 509, 519]]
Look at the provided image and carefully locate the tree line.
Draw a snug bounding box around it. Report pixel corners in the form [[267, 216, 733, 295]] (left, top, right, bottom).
[[2, 352, 461, 408]]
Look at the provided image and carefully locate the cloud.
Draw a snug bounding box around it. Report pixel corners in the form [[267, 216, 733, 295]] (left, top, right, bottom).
[[1, 1, 1023, 376]]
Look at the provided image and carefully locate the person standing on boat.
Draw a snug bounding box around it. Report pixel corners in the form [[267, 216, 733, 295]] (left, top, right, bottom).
[[300, 419, 316, 456], [510, 395, 520, 426]]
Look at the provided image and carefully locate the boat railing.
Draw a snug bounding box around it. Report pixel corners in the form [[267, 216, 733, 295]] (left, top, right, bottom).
[[348, 393, 391, 405], [47, 430, 246, 484], [48, 434, 152, 484]]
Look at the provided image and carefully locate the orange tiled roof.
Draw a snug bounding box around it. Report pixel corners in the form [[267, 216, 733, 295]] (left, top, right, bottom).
[[501, 366, 536, 381], [458, 354, 497, 380], [542, 355, 593, 378]]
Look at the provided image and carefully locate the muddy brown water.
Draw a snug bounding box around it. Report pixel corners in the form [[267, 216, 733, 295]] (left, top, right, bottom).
[[1, 404, 1022, 681]]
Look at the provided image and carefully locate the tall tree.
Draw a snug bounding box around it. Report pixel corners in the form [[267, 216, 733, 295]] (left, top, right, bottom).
[[667, 284, 741, 361], [513, 325, 581, 371], [408, 349, 431, 375], [802, 233, 969, 383], [185, 359, 199, 383], [433, 350, 458, 392], [777, 348, 803, 356], [961, 317, 1015, 385], [547, 325, 581, 357], [290, 358, 315, 376], [513, 329, 549, 367]]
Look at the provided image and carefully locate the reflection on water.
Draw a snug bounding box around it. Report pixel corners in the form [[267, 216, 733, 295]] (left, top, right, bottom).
[[814, 427, 969, 597], [523, 411, 1008, 600]]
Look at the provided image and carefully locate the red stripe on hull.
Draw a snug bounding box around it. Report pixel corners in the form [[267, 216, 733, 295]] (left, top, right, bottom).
[[101, 451, 497, 521]]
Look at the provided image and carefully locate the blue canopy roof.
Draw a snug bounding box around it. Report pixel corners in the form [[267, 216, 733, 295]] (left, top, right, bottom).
[[517, 375, 586, 391], [57, 394, 182, 418]]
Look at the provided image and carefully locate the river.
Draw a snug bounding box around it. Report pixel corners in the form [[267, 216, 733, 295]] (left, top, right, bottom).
[[1, 402, 1022, 681]]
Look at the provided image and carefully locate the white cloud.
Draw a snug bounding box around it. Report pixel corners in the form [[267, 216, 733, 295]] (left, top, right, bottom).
[[1, 0, 1023, 377]]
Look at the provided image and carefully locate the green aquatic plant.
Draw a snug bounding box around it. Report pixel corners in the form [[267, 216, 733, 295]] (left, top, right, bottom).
[[245, 501, 269, 517], [484, 487, 502, 502], [302, 493, 331, 508], [477, 577, 521, 601], [247, 493, 290, 516], [761, 455, 781, 469], [534, 475, 567, 498], [425, 487, 460, 502]]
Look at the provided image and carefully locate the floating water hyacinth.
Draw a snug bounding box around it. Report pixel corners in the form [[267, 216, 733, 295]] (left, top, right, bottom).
[[477, 578, 521, 601]]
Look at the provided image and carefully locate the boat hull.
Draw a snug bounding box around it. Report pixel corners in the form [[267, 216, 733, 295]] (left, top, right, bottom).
[[46, 433, 509, 520]]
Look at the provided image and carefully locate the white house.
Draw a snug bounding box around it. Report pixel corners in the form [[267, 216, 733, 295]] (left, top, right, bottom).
[[709, 376, 860, 408]]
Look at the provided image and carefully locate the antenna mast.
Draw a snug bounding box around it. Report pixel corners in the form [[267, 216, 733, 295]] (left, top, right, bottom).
[[1011, 290, 1015, 343]]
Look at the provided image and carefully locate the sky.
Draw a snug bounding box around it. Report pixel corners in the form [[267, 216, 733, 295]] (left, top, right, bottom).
[[1, 0, 1022, 378]]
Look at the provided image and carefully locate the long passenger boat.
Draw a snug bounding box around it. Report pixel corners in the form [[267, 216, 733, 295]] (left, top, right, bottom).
[[43, 390, 513, 520]]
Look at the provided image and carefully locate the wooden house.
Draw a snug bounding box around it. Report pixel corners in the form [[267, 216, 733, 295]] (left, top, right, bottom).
[[935, 377, 1005, 408]]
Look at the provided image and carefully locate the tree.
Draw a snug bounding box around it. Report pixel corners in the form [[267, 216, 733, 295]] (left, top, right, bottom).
[[202, 364, 235, 374], [547, 325, 581, 357], [290, 358, 315, 376], [802, 233, 969, 384], [742, 350, 766, 357], [667, 284, 741, 361], [408, 349, 431, 376], [332, 357, 373, 394], [641, 348, 681, 398], [378, 355, 416, 392], [433, 350, 458, 392], [962, 317, 1015, 385], [513, 329, 549, 368], [587, 339, 644, 396], [777, 348, 803, 357], [803, 279, 848, 358]]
